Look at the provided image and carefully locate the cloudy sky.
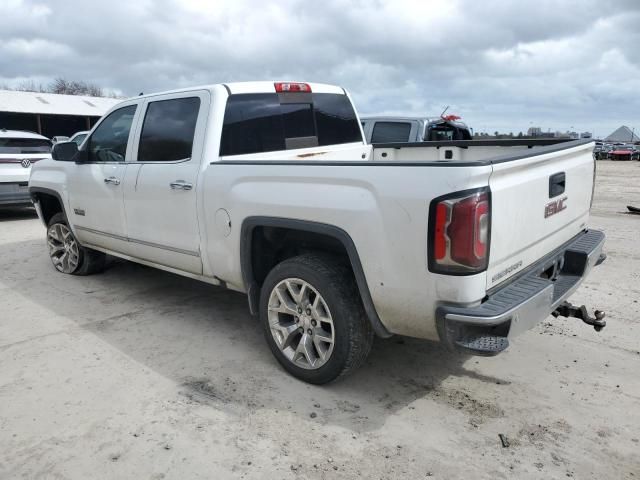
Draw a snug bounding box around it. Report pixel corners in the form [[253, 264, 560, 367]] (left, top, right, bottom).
[[1, 0, 640, 137]]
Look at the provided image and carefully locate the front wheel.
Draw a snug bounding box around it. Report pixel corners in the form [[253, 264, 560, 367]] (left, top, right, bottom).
[[260, 254, 374, 384], [47, 213, 105, 275]]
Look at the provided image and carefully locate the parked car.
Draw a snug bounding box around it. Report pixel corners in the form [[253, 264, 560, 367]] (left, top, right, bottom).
[[0, 129, 51, 206], [608, 146, 635, 161], [361, 115, 472, 143], [602, 144, 614, 159], [51, 136, 70, 145], [29, 81, 605, 384], [593, 142, 604, 160], [69, 131, 89, 146]]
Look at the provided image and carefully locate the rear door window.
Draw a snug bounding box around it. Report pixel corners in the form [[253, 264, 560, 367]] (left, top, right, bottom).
[[0, 138, 51, 154], [220, 92, 362, 156], [370, 122, 412, 143], [137, 97, 201, 162]]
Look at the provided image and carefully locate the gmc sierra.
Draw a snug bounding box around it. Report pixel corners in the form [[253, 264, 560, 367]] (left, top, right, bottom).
[[29, 81, 606, 384]]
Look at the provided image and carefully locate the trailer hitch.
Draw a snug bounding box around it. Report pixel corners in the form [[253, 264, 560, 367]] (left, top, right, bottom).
[[552, 301, 606, 332]]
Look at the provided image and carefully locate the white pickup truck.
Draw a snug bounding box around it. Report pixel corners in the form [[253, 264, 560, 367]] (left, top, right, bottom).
[[29, 81, 606, 384]]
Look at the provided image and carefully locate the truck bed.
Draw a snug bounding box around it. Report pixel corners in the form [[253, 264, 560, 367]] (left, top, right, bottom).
[[207, 138, 596, 339], [371, 138, 589, 163]]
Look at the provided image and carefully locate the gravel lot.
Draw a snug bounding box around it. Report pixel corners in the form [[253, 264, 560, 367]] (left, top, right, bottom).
[[1, 160, 639, 479]]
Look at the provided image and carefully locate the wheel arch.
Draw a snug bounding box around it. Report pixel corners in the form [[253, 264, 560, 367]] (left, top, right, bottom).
[[240, 216, 391, 338], [29, 187, 67, 226]]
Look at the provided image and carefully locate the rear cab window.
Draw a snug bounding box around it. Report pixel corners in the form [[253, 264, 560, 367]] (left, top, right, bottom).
[[0, 138, 51, 154], [220, 92, 362, 156], [370, 122, 412, 143]]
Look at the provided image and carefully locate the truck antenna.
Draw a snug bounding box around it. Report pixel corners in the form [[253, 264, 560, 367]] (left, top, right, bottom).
[[440, 105, 450, 118]]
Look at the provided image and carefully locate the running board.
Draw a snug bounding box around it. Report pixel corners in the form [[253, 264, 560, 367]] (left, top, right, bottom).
[[454, 334, 509, 356]]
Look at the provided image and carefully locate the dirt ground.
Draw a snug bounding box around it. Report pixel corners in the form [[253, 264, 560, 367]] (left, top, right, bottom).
[[1, 160, 639, 480]]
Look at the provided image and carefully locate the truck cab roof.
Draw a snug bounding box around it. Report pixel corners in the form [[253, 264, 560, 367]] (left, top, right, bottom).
[[134, 81, 346, 99]]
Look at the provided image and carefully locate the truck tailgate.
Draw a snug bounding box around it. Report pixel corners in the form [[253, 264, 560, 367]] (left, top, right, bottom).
[[487, 141, 595, 289]]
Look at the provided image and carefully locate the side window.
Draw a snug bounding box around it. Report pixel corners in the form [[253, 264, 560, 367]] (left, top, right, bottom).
[[138, 97, 201, 162], [370, 122, 412, 143], [87, 105, 137, 162], [72, 134, 87, 146]]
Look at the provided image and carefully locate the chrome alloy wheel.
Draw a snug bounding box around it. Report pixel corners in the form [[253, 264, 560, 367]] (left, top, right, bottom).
[[267, 278, 335, 370], [47, 223, 80, 273]]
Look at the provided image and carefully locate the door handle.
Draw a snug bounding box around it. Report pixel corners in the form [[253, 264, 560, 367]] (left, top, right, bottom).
[[549, 172, 566, 198], [104, 176, 121, 186], [170, 180, 193, 191]]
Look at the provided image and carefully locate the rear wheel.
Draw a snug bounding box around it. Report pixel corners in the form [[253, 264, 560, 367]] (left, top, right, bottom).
[[47, 213, 105, 275], [260, 254, 373, 384]]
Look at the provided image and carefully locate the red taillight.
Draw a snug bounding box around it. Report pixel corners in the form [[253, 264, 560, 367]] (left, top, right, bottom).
[[274, 82, 312, 93], [429, 190, 490, 274], [434, 203, 449, 260]]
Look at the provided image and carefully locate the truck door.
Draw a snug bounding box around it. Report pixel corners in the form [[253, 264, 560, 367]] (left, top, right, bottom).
[[122, 91, 209, 275], [67, 103, 139, 252]]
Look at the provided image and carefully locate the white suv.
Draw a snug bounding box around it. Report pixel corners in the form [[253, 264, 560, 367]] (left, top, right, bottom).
[[0, 129, 51, 206]]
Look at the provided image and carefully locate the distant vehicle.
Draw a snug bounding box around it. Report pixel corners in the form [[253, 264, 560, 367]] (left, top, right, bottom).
[[69, 131, 89, 146], [0, 129, 51, 206], [361, 115, 472, 144], [593, 143, 604, 159], [593, 142, 612, 160], [51, 136, 70, 145], [608, 146, 635, 161]]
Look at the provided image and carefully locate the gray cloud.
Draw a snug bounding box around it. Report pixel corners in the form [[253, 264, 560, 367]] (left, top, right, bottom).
[[1, 0, 639, 137]]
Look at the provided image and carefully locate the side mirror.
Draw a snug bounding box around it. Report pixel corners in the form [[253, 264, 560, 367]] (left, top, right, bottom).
[[51, 141, 79, 162]]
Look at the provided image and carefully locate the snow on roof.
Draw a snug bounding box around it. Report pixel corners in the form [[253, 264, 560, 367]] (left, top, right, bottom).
[[0, 90, 123, 116]]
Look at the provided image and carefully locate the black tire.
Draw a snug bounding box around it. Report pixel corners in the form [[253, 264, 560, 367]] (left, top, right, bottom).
[[47, 212, 105, 275], [259, 253, 374, 384]]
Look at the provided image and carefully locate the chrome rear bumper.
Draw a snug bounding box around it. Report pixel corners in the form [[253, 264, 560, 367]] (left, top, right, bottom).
[[437, 229, 606, 355]]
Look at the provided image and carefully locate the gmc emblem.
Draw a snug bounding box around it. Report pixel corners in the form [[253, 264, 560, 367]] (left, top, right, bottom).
[[545, 196, 567, 218]]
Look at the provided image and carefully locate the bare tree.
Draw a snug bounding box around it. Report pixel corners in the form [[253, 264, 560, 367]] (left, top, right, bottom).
[[5, 80, 47, 93], [1, 77, 108, 97], [49, 77, 104, 97]]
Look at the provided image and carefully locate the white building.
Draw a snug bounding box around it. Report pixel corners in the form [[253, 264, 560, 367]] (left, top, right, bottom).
[[0, 90, 122, 138]]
